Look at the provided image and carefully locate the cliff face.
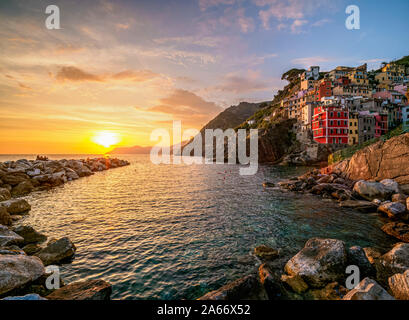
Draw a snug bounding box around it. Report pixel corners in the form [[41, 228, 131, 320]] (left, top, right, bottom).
[[333, 133, 409, 185], [257, 119, 297, 163]]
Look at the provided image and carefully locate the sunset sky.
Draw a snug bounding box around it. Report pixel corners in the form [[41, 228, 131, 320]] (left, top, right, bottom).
[[1, 0, 408, 154]]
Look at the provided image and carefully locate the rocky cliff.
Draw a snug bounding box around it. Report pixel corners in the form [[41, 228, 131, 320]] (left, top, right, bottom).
[[332, 133, 409, 186]]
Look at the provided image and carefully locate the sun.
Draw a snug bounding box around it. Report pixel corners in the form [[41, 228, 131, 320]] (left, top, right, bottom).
[[92, 131, 121, 148]]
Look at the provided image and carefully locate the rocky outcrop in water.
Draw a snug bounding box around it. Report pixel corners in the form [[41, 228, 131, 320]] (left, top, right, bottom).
[[331, 133, 409, 186], [46, 279, 112, 300]]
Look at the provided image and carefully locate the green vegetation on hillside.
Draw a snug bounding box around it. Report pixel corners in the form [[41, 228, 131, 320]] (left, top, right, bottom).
[[328, 125, 404, 164]]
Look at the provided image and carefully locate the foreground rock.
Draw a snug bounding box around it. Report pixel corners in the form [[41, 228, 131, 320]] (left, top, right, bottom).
[[0, 199, 31, 215], [0, 207, 12, 226], [378, 202, 407, 219], [46, 280, 112, 300], [340, 133, 409, 185], [198, 275, 268, 300], [0, 225, 24, 247], [342, 278, 394, 300], [13, 226, 47, 246], [35, 237, 76, 266], [254, 245, 279, 262], [0, 255, 45, 296], [339, 200, 377, 213], [347, 246, 375, 278], [353, 180, 393, 201], [284, 238, 347, 288], [381, 222, 409, 242], [388, 270, 409, 300], [375, 243, 409, 285], [0, 188, 11, 201]]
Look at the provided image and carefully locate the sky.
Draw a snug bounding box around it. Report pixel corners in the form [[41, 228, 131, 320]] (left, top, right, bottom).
[[0, 0, 408, 154]]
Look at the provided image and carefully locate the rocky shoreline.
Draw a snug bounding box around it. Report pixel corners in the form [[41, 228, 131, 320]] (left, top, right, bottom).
[[0, 157, 130, 300]]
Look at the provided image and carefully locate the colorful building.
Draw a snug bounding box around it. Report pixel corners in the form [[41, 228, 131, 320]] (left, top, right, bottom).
[[348, 112, 359, 145], [374, 113, 388, 137], [402, 106, 409, 132], [312, 105, 349, 144]]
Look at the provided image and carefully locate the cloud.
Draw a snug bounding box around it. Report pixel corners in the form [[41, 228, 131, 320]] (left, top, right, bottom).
[[211, 70, 271, 93], [311, 18, 331, 27], [55, 66, 160, 83], [291, 56, 331, 68], [142, 89, 222, 127], [198, 0, 236, 11], [255, 0, 337, 30], [290, 19, 308, 33]]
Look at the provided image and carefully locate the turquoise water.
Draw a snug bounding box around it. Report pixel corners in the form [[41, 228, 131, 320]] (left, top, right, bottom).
[[1, 154, 395, 299]]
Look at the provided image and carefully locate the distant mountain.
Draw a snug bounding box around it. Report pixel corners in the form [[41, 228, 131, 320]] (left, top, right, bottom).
[[108, 145, 151, 154], [199, 101, 267, 132]]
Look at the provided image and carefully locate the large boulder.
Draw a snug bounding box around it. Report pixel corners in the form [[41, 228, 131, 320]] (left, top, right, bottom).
[[353, 180, 393, 201], [0, 199, 31, 215], [0, 188, 11, 202], [342, 278, 394, 300], [0, 207, 12, 226], [339, 200, 377, 213], [34, 237, 76, 265], [381, 222, 409, 243], [46, 279, 112, 300], [0, 173, 29, 186], [13, 226, 47, 246], [11, 181, 34, 197], [347, 246, 375, 278], [0, 255, 45, 295], [380, 179, 401, 194], [375, 243, 409, 285], [388, 270, 409, 300], [198, 275, 268, 300], [343, 133, 409, 185], [254, 245, 279, 262], [378, 202, 407, 219], [0, 225, 24, 247], [284, 238, 347, 288], [64, 168, 79, 181]]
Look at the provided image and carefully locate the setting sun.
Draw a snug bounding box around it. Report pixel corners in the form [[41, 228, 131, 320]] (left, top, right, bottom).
[[92, 131, 121, 148]]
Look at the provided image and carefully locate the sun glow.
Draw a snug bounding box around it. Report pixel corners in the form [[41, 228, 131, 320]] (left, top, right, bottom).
[[92, 131, 121, 148]]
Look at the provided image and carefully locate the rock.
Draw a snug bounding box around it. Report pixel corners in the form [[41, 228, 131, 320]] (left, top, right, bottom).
[[339, 200, 377, 213], [381, 179, 401, 194], [388, 270, 409, 300], [305, 282, 347, 300], [317, 175, 331, 184], [378, 202, 407, 219], [344, 133, 409, 185], [372, 199, 382, 206], [0, 206, 12, 226], [34, 237, 76, 265], [11, 180, 34, 197], [0, 199, 31, 215], [13, 226, 47, 246], [347, 246, 375, 278], [254, 245, 279, 261], [46, 279, 111, 300], [353, 180, 393, 201], [363, 247, 382, 265], [2, 293, 47, 300], [0, 172, 29, 186], [0, 245, 25, 255], [65, 168, 79, 181], [0, 225, 24, 247], [258, 264, 296, 300], [407, 197, 409, 211], [342, 278, 394, 300], [198, 275, 268, 300], [381, 222, 409, 243], [281, 274, 308, 294], [392, 193, 407, 205], [284, 238, 347, 288], [311, 183, 349, 195], [375, 243, 409, 285], [26, 169, 41, 177], [22, 243, 42, 255], [0, 188, 11, 201], [0, 254, 45, 295]]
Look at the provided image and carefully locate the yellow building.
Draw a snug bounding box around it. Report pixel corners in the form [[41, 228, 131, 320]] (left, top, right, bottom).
[[349, 112, 359, 145], [347, 64, 368, 85], [375, 63, 409, 85]]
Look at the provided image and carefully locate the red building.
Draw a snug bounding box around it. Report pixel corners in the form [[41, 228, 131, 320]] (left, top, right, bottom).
[[318, 80, 333, 100], [374, 113, 388, 137], [312, 105, 349, 144]]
